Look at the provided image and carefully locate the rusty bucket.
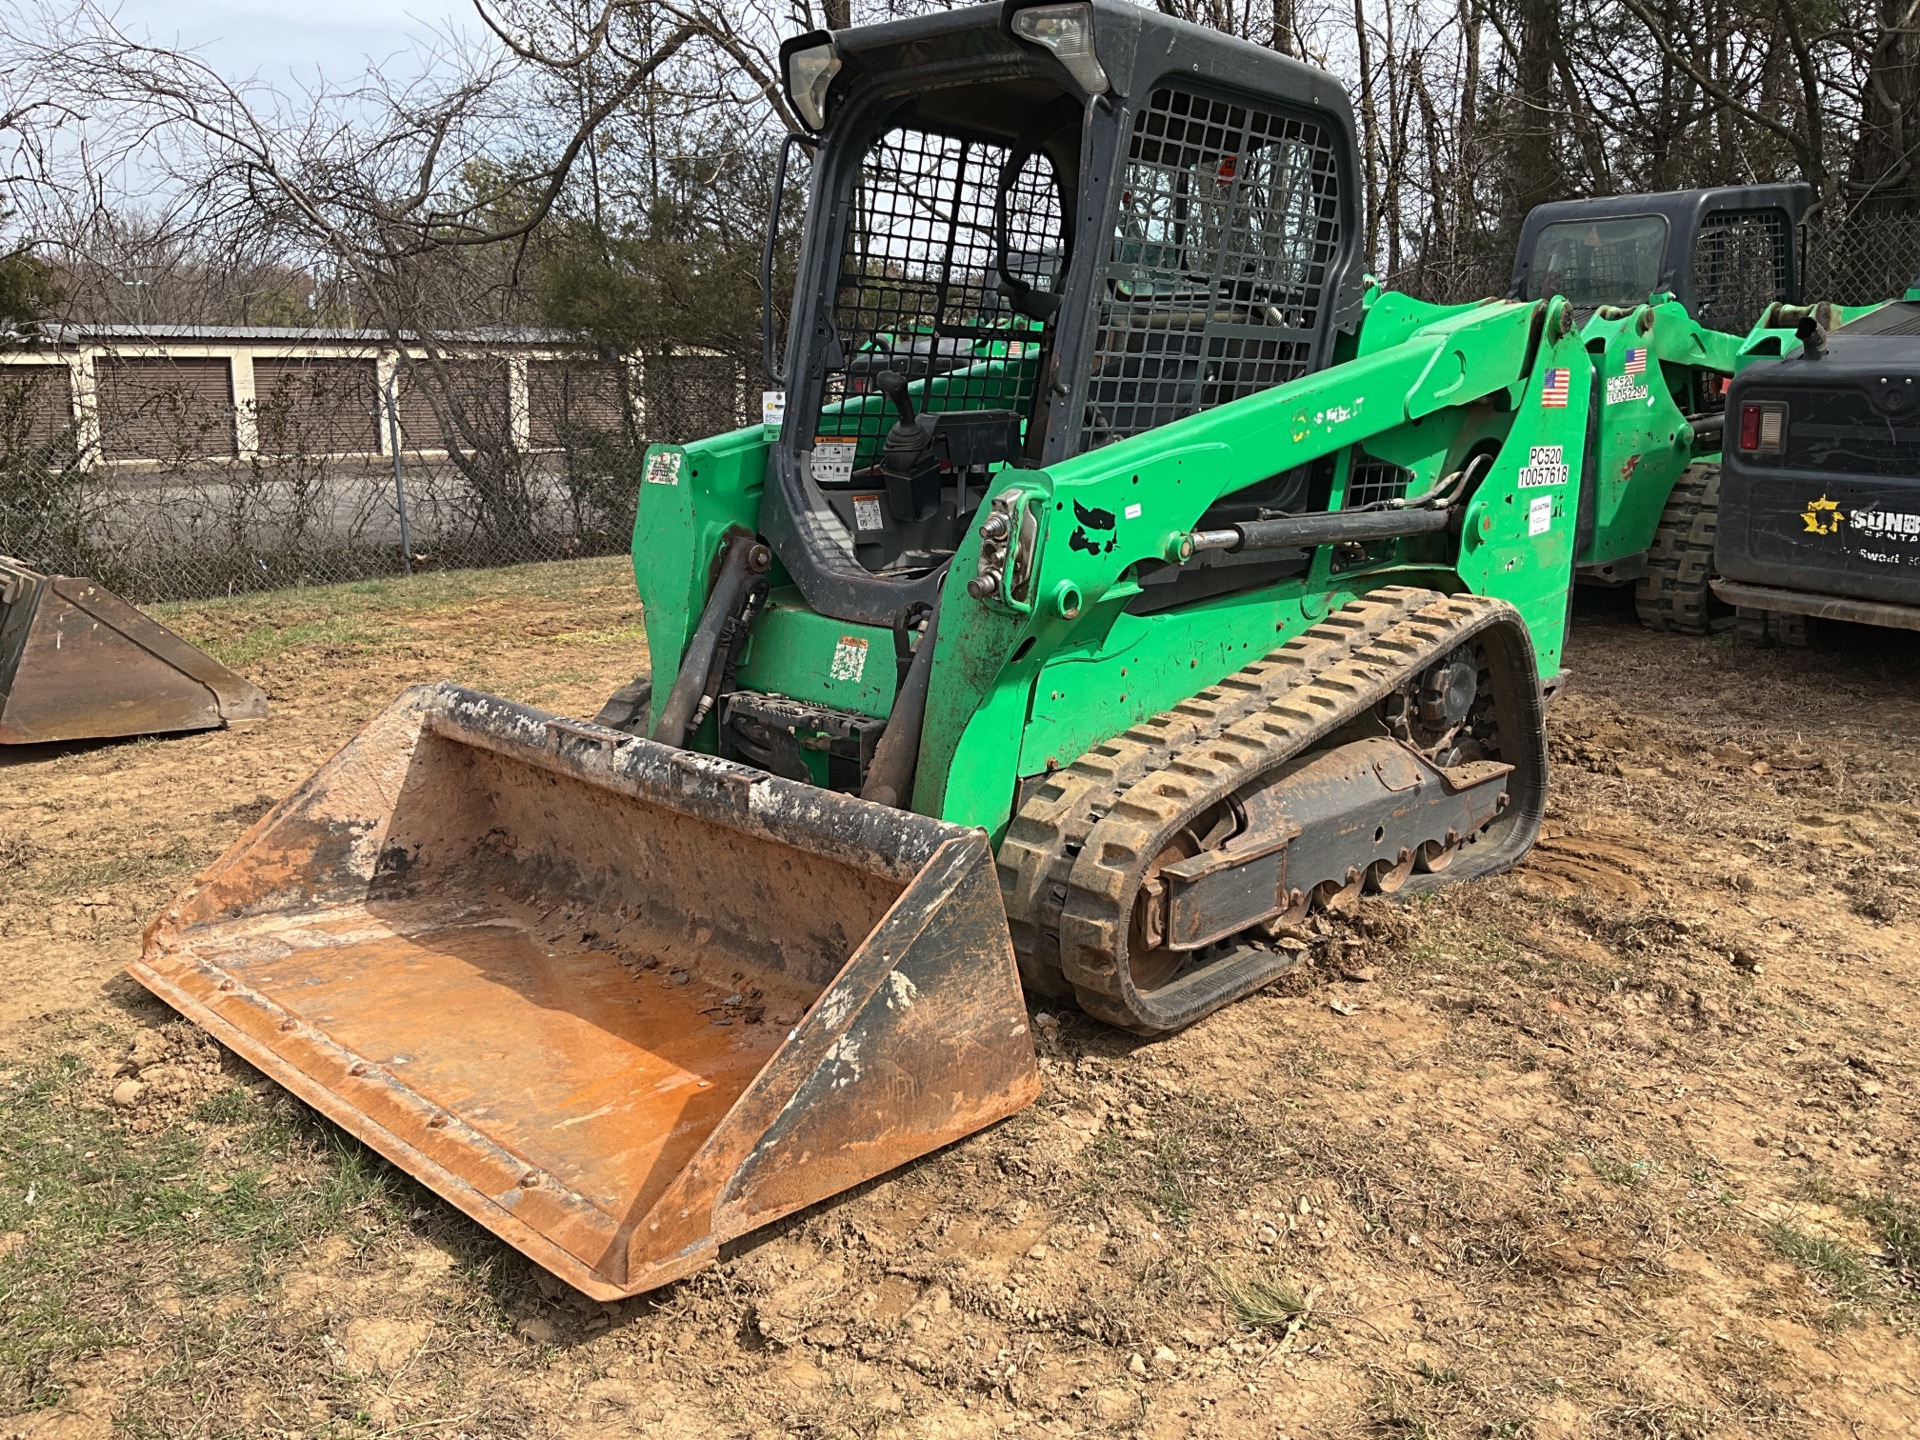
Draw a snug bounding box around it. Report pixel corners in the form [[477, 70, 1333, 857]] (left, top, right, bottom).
[[1, 558, 267, 745], [133, 683, 1038, 1299]]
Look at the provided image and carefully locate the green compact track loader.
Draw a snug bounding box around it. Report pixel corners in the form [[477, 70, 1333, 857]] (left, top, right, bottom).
[[133, 1, 1729, 1299], [1507, 184, 1812, 631]]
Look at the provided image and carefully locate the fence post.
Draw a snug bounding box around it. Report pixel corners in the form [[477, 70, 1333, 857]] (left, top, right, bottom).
[[384, 377, 413, 577]]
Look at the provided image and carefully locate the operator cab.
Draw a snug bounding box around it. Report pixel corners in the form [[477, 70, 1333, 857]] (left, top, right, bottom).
[[768, 0, 1364, 626], [1510, 184, 1810, 332]]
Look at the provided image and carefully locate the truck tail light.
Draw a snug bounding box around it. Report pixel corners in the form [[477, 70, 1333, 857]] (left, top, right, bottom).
[[1738, 401, 1786, 455]]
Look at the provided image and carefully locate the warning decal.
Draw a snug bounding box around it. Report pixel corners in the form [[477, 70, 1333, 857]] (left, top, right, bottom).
[[830, 636, 870, 683], [812, 441, 856, 485]]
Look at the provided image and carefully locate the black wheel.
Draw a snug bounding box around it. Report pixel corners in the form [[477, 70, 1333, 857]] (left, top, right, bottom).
[[592, 675, 652, 735], [1635, 464, 1728, 635]]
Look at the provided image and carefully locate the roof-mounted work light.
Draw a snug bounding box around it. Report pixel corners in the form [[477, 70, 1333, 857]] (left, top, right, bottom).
[[781, 31, 843, 132], [1006, 2, 1109, 95]]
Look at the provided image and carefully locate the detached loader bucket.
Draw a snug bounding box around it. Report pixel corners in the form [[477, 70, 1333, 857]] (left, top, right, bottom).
[[133, 683, 1038, 1299], [0, 558, 267, 745]]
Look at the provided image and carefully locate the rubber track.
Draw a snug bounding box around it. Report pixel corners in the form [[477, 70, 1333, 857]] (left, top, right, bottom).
[[1635, 464, 1721, 634], [1046, 590, 1536, 1032], [997, 585, 1440, 997]]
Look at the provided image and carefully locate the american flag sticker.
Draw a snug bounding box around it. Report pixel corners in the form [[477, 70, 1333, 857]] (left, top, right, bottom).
[[1623, 347, 1648, 374], [1540, 369, 1571, 408]]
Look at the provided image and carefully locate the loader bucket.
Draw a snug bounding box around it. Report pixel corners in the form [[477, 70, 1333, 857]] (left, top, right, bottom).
[[132, 683, 1038, 1299], [0, 558, 267, 745]]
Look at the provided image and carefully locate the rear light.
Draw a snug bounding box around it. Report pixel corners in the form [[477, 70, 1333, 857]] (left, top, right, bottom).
[[1738, 401, 1786, 455]]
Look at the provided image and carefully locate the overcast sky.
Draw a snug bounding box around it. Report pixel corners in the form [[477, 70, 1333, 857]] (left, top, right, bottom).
[[110, 0, 477, 88]]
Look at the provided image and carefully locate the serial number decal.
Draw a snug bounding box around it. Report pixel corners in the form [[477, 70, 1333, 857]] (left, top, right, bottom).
[[1516, 445, 1569, 488], [1605, 374, 1649, 405], [1529, 495, 1554, 536]]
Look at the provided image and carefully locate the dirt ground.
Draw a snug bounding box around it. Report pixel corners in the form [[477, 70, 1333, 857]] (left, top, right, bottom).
[[2, 560, 1917, 1439]]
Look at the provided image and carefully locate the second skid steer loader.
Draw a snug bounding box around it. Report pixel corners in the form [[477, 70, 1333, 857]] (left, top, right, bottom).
[[133, 1, 1718, 1299]]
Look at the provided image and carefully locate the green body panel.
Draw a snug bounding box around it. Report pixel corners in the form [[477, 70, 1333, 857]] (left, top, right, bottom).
[[631, 296, 1596, 840], [1577, 301, 1734, 567], [910, 296, 1590, 836], [626, 294, 1612, 843], [734, 594, 899, 720], [629, 424, 769, 736]]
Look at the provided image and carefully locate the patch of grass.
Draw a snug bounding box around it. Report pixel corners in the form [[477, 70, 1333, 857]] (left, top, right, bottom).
[[1408, 916, 1526, 974], [207, 613, 396, 669], [1214, 1267, 1306, 1333], [553, 622, 648, 647], [1851, 1191, 1920, 1281], [0, 1051, 417, 1412], [1586, 1151, 1656, 1189], [1788, 1174, 1841, 1205], [145, 556, 642, 672], [34, 838, 198, 897], [1414, 1360, 1462, 1386], [1763, 1221, 1871, 1299], [1075, 1090, 1270, 1235]]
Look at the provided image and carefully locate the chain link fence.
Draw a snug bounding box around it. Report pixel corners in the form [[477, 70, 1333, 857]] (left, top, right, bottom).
[[1386, 213, 1920, 308], [5, 216, 1918, 605], [0, 349, 757, 603]]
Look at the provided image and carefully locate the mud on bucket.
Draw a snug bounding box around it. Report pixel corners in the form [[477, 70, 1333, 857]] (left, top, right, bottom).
[[133, 682, 1038, 1299]]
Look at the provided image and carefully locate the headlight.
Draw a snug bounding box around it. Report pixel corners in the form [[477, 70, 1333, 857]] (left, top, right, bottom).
[[785, 40, 842, 132], [1010, 2, 1109, 95]]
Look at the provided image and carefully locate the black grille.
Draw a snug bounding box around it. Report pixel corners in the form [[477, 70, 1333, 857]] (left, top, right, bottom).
[[1343, 451, 1411, 508], [1081, 86, 1342, 453], [1692, 210, 1790, 333], [817, 126, 1061, 469]]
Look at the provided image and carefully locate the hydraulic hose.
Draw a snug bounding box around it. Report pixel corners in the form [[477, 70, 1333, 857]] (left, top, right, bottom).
[[652, 531, 772, 749], [1184, 506, 1454, 557], [860, 599, 941, 810]]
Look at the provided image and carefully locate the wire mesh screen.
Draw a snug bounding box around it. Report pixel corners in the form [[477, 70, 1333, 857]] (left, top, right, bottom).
[[818, 126, 1060, 464], [1691, 210, 1791, 333], [1343, 451, 1411, 509], [1081, 87, 1343, 453]]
